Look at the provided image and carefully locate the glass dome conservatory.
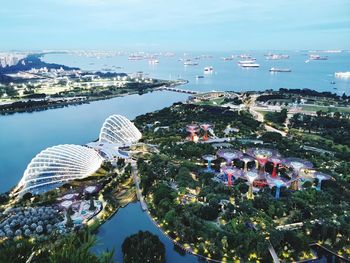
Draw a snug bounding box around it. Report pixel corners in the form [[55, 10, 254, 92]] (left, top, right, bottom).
[[16, 144, 103, 195], [98, 114, 142, 146]]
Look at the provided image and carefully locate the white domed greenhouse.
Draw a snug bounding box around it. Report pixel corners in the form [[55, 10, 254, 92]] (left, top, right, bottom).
[[15, 144, 103, 195], [98, 114, 142, 146]]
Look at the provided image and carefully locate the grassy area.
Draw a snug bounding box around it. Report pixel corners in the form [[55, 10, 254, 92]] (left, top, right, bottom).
[[255, 110, 269, 117], [289, 128, 350, 152], [195, 98, 226, 106], [301, 105, 350, 113]]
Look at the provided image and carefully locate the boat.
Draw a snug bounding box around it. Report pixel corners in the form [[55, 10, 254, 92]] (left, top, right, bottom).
[[265, 54, 289, 60], [204, 66, 214, 74], [240, 63, 260, 68], [196, 75, 204, 79], [128, 55, 144, 60], [148, 59, 159, 64], [335, 71, 350, 78], [184, 61, 198, 66], [309, 54, 328, 60], [238, 54, 254, 59], [269, 67, 291, 72], [222, 56, 234, 61], [238, 60, 256, 64]]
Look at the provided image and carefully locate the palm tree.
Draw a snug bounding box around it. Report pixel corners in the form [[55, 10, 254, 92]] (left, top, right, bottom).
[[48, 231, 114, 263]]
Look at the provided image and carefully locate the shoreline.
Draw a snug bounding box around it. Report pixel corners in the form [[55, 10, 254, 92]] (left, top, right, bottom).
[[0, 83, 187, 116]]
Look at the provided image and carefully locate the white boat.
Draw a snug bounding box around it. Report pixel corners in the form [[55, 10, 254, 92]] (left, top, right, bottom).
[[309, 54, 328, 60], [184, 60, 198, 66], [335, 72, 350, 78], [128, 55, 144, 60], [238, 60, 256, 64], [265, 54, 289, 60], [269, 67, 291, 72], [148, 59, 159, 64], [241, 63, 260, 68], [204, 66, 213, 74]]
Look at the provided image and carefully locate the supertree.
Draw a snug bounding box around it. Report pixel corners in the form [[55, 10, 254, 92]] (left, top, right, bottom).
[[246, 148, 277, 175], [186, 124, 200, 142], [268, 156, 284, 178], [240, 155, 255, 172], [266, 175, 290, 199], [284, 157, 314, 190], [244, 169, 259, 199], [202, 154, 217, 173], [217, 149, 243, 166], [200, 123, 213, 141], [60, 200, 73, 210], [313, 172, 332, 191], [222, 166, 243, 186]]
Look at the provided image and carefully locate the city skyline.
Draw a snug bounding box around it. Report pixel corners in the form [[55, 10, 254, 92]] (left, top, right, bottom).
[[1, 0, 350, 51]]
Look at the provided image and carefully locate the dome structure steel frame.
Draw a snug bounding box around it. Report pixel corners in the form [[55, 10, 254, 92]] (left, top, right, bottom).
[[99, 115, 142, 146], [16, 144, 103, 195]]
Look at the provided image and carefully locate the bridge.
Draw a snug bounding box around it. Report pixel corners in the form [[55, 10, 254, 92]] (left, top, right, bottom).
[[156, 86, 201, 94]]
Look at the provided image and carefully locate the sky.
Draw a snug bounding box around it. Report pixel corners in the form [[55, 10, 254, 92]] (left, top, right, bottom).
[[0, 0, 349, 51]]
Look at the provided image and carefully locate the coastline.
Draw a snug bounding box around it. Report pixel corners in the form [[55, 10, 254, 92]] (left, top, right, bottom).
[[0, 80, 188, 115]]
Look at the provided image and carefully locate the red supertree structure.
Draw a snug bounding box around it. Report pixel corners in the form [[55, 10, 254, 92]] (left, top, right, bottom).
[[222, 166, 243, 187], [200, 123, 213, 141], [186, 124, 199, 142], [269, 156, 284, 178], [246, 148, 277, 175]]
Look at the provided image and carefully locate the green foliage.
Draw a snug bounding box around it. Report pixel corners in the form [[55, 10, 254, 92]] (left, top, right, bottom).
[[290, 113, 350, 146], [261, 131, 283, 143], [48, 231, 114, 263], [0, 231, 114, 263], [199, 204, 219, 221], [265, 109, 288, 124], [122, 231, 165, 263]]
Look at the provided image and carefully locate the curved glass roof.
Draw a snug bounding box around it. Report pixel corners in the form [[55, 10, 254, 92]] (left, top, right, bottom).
[[17, 144, 103, 195], [99, 114, 142, 145]]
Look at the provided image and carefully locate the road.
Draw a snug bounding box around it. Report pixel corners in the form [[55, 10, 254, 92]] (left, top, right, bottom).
[[246, 94, 287, 137], [249, 107, 287, 136], [129, 160, 148, 211]]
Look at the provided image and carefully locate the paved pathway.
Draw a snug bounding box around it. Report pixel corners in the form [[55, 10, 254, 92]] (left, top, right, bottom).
[[129, 160, 147, 211]]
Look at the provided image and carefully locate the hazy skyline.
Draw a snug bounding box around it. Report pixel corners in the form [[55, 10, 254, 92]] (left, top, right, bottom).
[[1, 0, 350, 51]]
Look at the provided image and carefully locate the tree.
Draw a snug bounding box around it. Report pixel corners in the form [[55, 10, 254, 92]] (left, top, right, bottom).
[[89, 197, 96, 211], [199, 205, 219, 221], [261, 132, 282, 143], [122, 231, 165, 263], [66, 211, 74, 228], [48, 231, 114, 263]]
